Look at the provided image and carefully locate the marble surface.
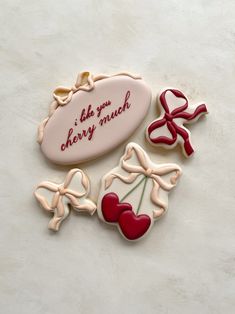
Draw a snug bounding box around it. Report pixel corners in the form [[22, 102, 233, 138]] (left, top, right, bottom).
[[0, 1, 235, 313]]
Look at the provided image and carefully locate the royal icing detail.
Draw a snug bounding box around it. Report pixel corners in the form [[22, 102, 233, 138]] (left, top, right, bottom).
[[34, 168, 96, 231], [38, 71, 151, 165], [97, 143, 182, 241], [146, 89, 208, 157]]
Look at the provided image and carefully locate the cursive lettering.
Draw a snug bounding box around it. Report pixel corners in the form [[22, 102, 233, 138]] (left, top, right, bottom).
[[61, 125, 96, 151], [99, 91, 131, 126], [80, 104, 94, 123], [96, 100, 111, 118]]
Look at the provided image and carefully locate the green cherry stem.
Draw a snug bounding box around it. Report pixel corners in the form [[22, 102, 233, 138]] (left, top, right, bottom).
[[136, 176, 148, 215], [120, 175, 146, 202]]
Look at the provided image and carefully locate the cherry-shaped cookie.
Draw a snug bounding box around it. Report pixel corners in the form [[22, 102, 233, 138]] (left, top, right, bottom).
[[97, 142, 182, 241]]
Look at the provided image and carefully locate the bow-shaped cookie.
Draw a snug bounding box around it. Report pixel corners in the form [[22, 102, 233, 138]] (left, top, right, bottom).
[[146, 89, 208, 157], [104, 143, 182, 218], [34, 168, 96, 231]]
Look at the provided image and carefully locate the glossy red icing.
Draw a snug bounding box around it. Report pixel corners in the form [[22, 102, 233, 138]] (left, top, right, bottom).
[[118, 211, 151, 240], [147, 89, 208, 156], [101, 193, 132, 223]]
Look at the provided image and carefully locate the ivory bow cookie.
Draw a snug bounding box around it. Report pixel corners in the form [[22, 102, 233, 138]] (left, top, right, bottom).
[[146, 88, 208, 157], [34, 168, 96, 231], [97, 143, 182, 241]]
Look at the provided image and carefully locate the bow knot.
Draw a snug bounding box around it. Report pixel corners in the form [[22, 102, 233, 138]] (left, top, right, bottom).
[[164, 112, 173, 121], [58, 185, 66, 196], [145, 168, 153, 177]]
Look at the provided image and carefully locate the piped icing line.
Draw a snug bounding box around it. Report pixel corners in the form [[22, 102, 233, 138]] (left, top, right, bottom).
[[37, 71, 141, 144], [146, 88, 208, 157], [104, 142, 182, 218], [34, 168, 96, 231]]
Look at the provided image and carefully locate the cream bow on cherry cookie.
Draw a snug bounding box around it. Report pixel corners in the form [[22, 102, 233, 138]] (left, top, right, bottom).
[[146, 88, 208, 157], [98, 143, 182, 241], [105, 143, 181, 218], [34, 168, 96, 231]]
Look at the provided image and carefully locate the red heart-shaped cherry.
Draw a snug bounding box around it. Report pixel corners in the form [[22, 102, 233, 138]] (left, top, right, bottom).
[[118, 211, 151, 240], [101, 192, 132, 223]]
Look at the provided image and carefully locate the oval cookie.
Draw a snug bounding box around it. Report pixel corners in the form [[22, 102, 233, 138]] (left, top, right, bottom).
[[38, 72, 151, 165]]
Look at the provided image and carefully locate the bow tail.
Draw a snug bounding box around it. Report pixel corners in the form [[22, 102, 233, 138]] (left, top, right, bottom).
[[66, 193, 96, 215], [174, 104, 208, 156], [72, 200, 96, 215], [174, 104, 208, 122], [48, 196, 69, 231], [151, 181, 167, 219], [151, 173, 180, 192], [34, 192, 53, 212], [172, 122, 194, 156]]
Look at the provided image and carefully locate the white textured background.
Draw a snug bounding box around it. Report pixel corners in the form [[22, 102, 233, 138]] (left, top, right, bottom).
[[1, 1, 235, 313]]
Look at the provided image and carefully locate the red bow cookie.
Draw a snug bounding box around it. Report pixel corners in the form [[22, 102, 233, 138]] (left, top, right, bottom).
[[146, 89, 208, 157]]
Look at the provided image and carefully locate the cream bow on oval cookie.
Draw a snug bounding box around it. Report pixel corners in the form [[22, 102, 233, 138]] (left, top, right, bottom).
[[53, 72, 95, 106], [34, 168, 96, 231]]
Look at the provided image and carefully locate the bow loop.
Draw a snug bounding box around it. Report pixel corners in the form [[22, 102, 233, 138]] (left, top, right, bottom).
[[53, 71, 94, 106], [53, 87, 74, 106]]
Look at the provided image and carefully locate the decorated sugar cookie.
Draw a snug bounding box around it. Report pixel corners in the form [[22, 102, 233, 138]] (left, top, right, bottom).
[[34, 168, 96, 231], [146, 88, 208, 157], [97, 143, 182, 241], [38, 71, 151, 165]]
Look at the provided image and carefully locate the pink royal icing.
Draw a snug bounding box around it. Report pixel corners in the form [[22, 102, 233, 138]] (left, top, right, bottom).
[[38, 72, 151, 165]]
